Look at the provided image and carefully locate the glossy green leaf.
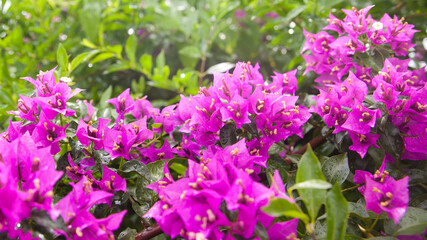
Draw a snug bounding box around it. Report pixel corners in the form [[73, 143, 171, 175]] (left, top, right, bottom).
[[386, 207, 427, 236], [296, 144, 326, 222], [289, 179, 332, 192], [322, 153, 349, 185], [147, 160, 166, 183], [326, 183, 349, 240], [121, 160, 150, 177], [262, 198, 310, 224]]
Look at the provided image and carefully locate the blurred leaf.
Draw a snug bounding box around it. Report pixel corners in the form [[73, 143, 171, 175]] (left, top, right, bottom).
[[206, 62, 235, 74], [90, 52, 114, 64], [322, 153, 349, 185], [126, 34, 137, 64], [70, 52, 89, 72], [57, 43, 69, 71], [326, 183, 349, 240], [296, 145, 326, 222], [82, 38, 98, 49], [169, 163, 187, 176], [104, 63, 129, 74], [283, 6, 307, 24], [100, 85, 112, 108], [140, 54, 153, 75], [262, 198, 310, 224], [79, 0, 102, 43], [156, 50, 165, 70]]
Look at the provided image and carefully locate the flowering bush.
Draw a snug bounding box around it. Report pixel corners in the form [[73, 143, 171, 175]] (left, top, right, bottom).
[[1, 5, 427, 240]]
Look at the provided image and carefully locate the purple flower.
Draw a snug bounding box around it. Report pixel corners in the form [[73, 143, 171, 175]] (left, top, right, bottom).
[[365, 176, 409, 224], [132, 96, 158, 120], [267, 218, 299, 240], [373, 82, 400, 109], [76, 118, 110, 150], [348, 131, 380, 158], [33, 113, 67, 155], [103, 127, 135, 160], [341, 104, 381, 134], [66, 154, 91, 181], [98, 165, 127, 193], [107, 88, 134, 120]]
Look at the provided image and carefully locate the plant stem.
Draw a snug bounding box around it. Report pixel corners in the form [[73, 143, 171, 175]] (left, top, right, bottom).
[[341, 185, 360, 192]]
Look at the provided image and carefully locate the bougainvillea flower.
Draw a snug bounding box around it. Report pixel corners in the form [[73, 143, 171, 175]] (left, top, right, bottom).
[[267, 218, 299, 240], [373, 81, 400, 109], [365, 176, 409, 224], [23, 67, 57, 97], [139, 139, 174, 164], [132, 96, 159, 120], [124, 116, 153, 145], [103, 127, 135, 160], [341, 104, 381, 134], [33, 114, 67, 155], [106, 88, 134, 119], [98, 165, 127, 193], [348, 131, 380, 158], [66, 154, 90, 181], [76, 118, 110, 150]]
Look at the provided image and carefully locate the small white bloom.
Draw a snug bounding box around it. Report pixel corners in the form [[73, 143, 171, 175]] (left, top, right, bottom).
[[372, 22, 383, 31]]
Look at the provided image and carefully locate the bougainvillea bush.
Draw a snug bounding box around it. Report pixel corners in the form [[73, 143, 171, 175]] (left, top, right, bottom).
[[1, 6, 426, 240]]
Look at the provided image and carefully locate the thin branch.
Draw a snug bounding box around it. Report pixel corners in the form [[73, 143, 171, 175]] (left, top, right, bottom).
[[135, 225, 162, 240]]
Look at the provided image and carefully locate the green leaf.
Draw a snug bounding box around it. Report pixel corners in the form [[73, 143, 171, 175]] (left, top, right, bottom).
[[57, 43, 69, 71], [100, 85, 112, 108], [289, 179, 332, 192], [147, 160, 166, 183], [104, 63, 129, 74], [90, 52, 114, 64], [322, 153, 349, 185], [326, 183, 349, 240], [262, 198, 310, 224], [296, 144, 326, 222], [118, 228, 137, 240], [169, 163, 187, 176], [121, 160, 150, 177], [389, 207, 427, 236], [377, 121, 404, 161], [82, 38, 98, 49], [283, 6, 307, 24], [156, 50, 165, 70], [152, 123, 162, 129], [126, 34, 137, 64], [70, 52, 89, 72], [140, 54, 153, 75], [219, 122, 238, 148]]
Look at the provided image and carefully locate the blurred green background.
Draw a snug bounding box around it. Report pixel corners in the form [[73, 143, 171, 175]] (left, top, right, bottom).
[[0, 0, 426, 129]]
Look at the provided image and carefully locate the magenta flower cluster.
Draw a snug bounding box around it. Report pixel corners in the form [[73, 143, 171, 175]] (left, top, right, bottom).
[[304, 6, 426, 160], [0, 70, 126, 239], [145, 147, 298, 239]]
